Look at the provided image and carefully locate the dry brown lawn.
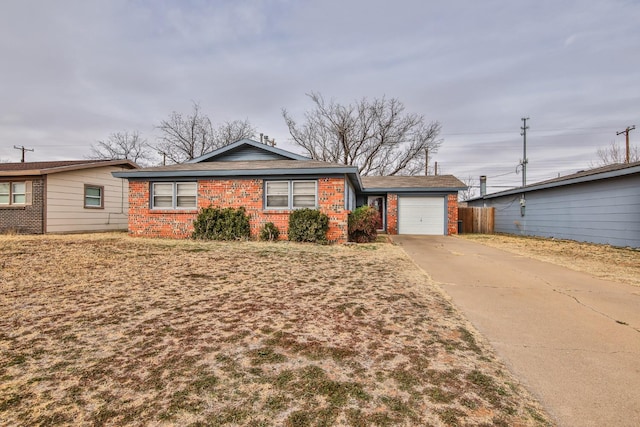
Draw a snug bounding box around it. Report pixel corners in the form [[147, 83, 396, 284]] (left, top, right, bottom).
[[460, 234, 640, 287], [1, 233, 551, 426]]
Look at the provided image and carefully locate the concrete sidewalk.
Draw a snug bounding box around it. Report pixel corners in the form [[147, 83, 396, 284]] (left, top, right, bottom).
[[393, 235, 640, 427]]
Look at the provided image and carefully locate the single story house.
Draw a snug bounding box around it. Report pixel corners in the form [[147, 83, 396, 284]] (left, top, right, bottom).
[[0, 159, 138, 234], [467, 161, 640, 248], [113, 139, 466, 243]]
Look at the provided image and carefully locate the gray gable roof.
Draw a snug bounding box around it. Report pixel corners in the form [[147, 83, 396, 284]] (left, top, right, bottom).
[[188, 138, 310, 163], [361, 175, 466, 192]]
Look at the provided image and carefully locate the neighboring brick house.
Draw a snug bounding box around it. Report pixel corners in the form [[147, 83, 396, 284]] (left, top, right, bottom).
[[113, 139, 465, 243], [0, 160, 138, 234]]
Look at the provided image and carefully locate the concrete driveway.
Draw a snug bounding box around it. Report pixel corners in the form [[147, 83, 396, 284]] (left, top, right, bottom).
[[393, 235, 640, 427]]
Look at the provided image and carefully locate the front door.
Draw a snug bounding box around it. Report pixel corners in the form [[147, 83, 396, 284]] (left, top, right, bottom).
[[367, 196, 385, 231]]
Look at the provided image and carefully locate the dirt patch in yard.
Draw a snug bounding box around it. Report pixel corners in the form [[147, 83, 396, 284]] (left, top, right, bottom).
[[460, 234, 640, 287], [1, 234, 551, 426]]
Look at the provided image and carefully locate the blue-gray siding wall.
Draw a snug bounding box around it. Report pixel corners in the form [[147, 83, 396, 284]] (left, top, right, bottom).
[[469, 174, 640, 247], [205, 146, 291, 162]]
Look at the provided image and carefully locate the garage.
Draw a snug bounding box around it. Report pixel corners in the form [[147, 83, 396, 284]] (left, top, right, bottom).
[[398, 196, 445, 235]]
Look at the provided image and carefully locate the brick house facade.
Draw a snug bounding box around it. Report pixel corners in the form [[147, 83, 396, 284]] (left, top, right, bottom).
[[0, 178, 45, 234], [128, 177, 349, 241], [114, 139, 465, 243]]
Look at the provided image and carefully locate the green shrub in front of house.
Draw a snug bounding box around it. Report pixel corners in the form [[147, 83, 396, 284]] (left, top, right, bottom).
[[259, 222, 280, 241], [348, 205, 380, 243], [192, 206, 251, 240], [288, 209, 329, 243]]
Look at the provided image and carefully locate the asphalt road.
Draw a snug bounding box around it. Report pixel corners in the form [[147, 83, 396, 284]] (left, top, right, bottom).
[[393, 235, 640, 427]]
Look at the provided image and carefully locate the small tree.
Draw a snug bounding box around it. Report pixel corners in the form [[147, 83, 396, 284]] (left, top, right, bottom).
[[348, 206, 379, 243]]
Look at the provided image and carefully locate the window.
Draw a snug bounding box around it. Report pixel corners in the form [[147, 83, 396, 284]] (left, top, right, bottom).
[[0, 183, 9, 204], [151, 182, 197, 209], [0, 181, 31, 206], [292, 181, 316, 208], [265, 180, 317, 209], [84, 185, 104, 208], [265, 181, 289, 208]]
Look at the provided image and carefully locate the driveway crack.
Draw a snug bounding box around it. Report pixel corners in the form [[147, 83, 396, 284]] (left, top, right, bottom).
[[549, 286, 640, 334]]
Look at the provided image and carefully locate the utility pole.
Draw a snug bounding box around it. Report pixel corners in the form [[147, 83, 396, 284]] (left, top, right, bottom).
[[520, 117, 529, 187], [616, 125, 636, 163], [424, 148, 429, 176], [13, 145, 34, 163], [158, 151, 167, 166]]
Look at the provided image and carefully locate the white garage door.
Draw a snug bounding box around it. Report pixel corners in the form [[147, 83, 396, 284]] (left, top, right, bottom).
[[398, 196, 445, 235]]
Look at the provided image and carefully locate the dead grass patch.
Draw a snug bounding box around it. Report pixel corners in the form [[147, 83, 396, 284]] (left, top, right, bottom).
[[0, 233, 551, 426], [461, 233, 640, 287]]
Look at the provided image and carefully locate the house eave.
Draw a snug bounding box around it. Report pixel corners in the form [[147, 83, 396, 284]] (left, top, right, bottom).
[[113, 166, 360, 179], [360, 186, 465, 194], [1, 160, 137, 177]]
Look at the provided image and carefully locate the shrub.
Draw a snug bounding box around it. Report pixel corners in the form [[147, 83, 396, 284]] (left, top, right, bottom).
[[192, 206, 251, 240], [259, 222, 280, 241], [288, 209, 329, 243], [348, 205, 380, 243]]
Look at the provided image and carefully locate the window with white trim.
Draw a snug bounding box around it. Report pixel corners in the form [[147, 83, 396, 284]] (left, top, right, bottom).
[[265, 180, 317, 209], [84, 185, 104, 209], [0, 181, 32, 206], [151, 182, 197, 209]]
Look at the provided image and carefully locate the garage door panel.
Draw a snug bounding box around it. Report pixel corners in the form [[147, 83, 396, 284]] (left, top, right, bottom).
[[398, 197, 444, 235]]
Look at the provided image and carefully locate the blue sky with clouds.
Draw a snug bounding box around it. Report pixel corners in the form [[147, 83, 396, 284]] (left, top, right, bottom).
[[1, 0, 638, 192]]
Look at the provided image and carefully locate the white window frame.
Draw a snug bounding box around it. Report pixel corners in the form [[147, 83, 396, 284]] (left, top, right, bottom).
[[151, 182, 197, 210], [84, 184, 104, 209], [0, 181, 31, 206], [265, 180, 289, 209], [292, 180, 317, 209], [264, 180, 317, 210]]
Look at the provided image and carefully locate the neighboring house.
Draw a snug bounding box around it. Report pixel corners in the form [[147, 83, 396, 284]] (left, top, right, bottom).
[[0, 160, 138, 234], [113, 139, 465, 243], [467, 161, 640, 248]]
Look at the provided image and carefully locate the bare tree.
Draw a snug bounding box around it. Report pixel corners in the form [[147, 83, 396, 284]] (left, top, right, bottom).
[[215, 119, 257, 147], [282, 92, 442, 175], [458, 175, 477, 202], [594, 140, 639, 166], [89, 131, 152, 165], [156, 102, 215, 164], [155, 102, 257, 164]]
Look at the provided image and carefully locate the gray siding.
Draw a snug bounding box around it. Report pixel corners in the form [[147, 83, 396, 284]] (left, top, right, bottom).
[[204, 146, 291, 162], [470, 174, 640, 247]]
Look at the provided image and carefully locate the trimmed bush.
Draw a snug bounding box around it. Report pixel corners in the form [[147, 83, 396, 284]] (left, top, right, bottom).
[[192, 206, 251, 240], [259, 222, 280, 241], [348, 205, 380, 243], [288, 209, 329, 243]]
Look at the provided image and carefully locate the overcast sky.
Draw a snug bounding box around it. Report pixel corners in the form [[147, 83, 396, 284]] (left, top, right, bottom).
[[1, 0, 638, 193]]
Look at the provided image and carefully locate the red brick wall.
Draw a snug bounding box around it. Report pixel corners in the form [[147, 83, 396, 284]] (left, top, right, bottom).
[[386, 193, 398, 234], [127, 178, 349, 243], [447, 193, 459, 235]]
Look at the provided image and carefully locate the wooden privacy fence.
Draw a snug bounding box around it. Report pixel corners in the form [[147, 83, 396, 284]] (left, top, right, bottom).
[[458, 207, 495, 234]]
